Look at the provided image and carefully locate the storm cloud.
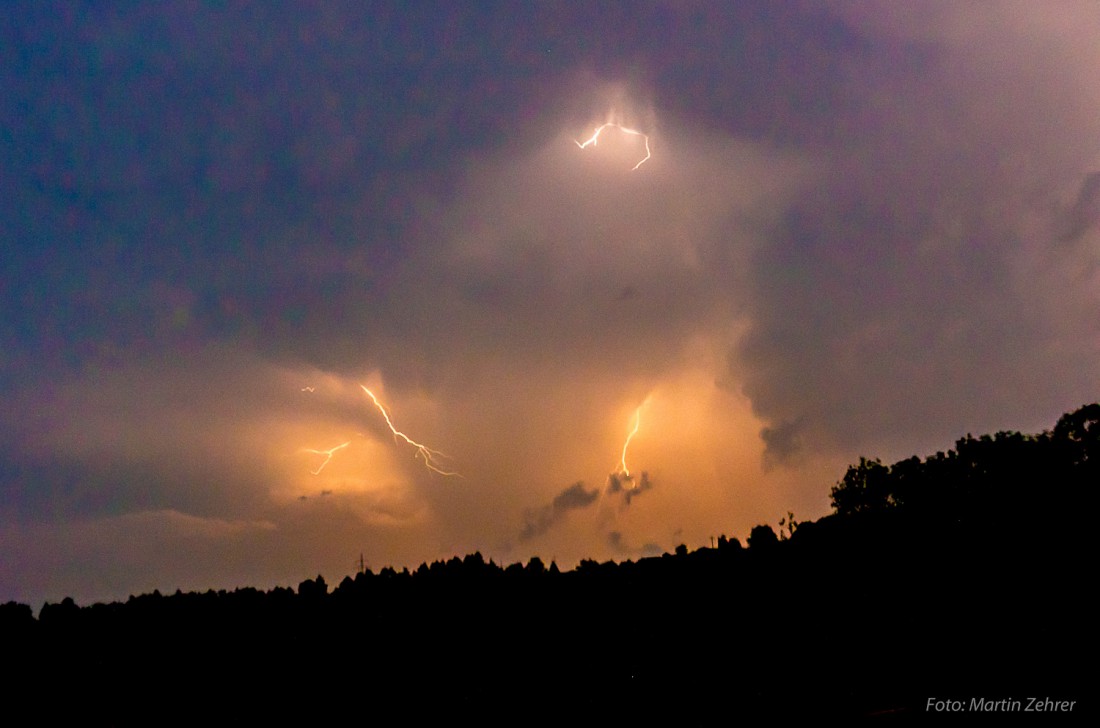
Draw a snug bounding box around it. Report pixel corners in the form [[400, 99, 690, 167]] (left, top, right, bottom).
[[3, 2, 1099, 606]]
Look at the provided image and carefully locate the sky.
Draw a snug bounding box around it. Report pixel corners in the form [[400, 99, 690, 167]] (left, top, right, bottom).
[[2, 1, 1098, 607]]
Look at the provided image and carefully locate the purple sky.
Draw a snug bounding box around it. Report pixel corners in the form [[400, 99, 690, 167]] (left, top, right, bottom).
[[2, 1, 1098, 607]]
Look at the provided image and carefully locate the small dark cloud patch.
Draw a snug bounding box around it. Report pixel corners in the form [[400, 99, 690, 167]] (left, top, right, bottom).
[[1060, 172, 1100, 241], [553, 482, 599, 510], [760, 417, 805, 470], [606, 471, 653, 506], [607, 530, 625, 552], [608, 530, 664, 558], [519, 481, 599, 541], [520, 470, 655, 543]]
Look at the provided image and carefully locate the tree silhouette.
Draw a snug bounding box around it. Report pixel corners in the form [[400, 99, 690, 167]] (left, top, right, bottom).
[[829, 457, 891, 516], [747, 524, 778, 550], [1053, 402, 1100, 470]]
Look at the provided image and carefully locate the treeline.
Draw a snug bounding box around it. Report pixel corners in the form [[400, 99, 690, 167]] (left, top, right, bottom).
[[1, 404, 1093, 723], [828, 402, 1097, 521]]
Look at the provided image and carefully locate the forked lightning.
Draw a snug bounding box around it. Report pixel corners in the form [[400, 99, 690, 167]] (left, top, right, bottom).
[[360, 386, 461, 477], [303, 441, 350, 475], [575, 122, 652, 170]]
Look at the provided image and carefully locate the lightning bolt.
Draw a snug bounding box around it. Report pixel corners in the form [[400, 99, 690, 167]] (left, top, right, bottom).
[[595, 399, 650, 513], [360, 385, 461, 477], [301, 386, 316, 392], [618, 405, 643, 478], [575, 122, 652, 170], [303, 441, 350, 475]]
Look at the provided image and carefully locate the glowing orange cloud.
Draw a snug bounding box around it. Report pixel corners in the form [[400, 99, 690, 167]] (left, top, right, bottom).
[[302, 441, 350, 475], [575, 122, 652, 170], [360, 386, 461, 477]]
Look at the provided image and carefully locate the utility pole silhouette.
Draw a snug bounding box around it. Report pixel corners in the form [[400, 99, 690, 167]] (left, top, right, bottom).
[[355, 553, 366, 575]]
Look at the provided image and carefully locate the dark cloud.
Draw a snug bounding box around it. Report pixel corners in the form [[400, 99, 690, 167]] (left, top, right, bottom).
[[1059, 172, 1100, 242], [605, 471, 653, 506], [553, 482, 601, 511], [760, 418, 805, 470], [4, 2, 1100, 606], [520, 482, 599, 541], [607, 530, 663, 559], [607, 530, 625, 552], [730, 4, 1100, 458]]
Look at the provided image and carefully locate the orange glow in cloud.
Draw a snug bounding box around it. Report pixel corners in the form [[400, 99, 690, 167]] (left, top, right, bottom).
[[275, 418, 417, 505], [575, 122, 652, 170], [360, 386, 461, 477]]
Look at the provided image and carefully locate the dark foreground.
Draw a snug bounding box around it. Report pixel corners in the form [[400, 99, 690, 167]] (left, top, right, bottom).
[[3, 405, 1094, 724]]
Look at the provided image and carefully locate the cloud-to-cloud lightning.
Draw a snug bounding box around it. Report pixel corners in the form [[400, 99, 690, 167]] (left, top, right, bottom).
[[360, 386, 461, 477], [575, 122, 652, 170], [303, 441, 350, 475]]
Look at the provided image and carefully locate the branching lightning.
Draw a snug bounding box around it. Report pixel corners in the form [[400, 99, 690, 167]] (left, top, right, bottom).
[[360, 385, 461, 477], [303, 441, 350, 475], [575, 123, 652, 170]]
